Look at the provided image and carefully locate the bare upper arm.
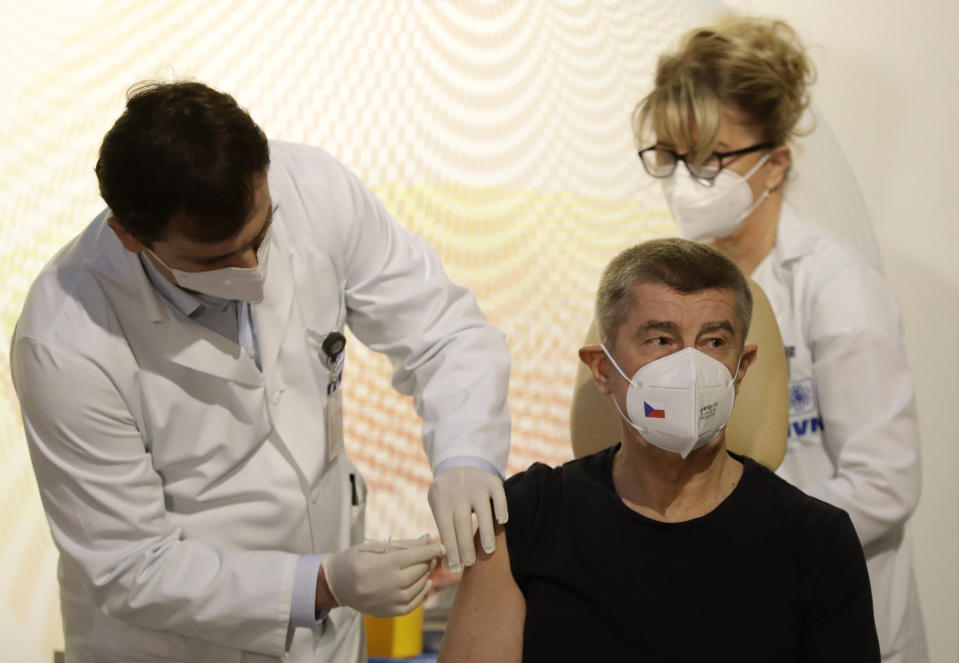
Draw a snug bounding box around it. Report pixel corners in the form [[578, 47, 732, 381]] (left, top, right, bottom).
[[438, 525, 525, 663]]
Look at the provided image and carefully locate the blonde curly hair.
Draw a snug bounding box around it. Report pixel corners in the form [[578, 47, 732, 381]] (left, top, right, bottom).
[[633, 15, 816, 167]]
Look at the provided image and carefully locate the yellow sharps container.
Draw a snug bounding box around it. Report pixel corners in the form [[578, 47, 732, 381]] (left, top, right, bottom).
[[365, 604, 424, 658]]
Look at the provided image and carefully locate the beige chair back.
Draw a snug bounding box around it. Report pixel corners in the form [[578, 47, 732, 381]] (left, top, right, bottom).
[[570, 278, 788, 470]]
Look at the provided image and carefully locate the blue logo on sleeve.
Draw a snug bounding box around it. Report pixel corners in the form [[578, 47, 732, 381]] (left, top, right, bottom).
[[787, 378, 822, 438], [788, 378, 816, 416]]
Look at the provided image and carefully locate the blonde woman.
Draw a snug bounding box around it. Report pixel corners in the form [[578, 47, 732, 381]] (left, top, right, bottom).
[[632, 16, 925, 662]]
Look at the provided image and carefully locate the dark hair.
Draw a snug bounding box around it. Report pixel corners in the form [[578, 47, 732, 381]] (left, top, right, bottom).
[[95, 81, 270, 245], [596, 238, 753, 347]]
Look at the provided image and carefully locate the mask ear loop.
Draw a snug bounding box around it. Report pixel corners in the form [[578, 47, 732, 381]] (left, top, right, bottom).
[[610, 391, 646, 435], [714, 351, 746, 440], [733, 152, 774, 223], [599, 345, 646, 433], [143, 247, 186, 288], [599, 344, 634, 385], [741, 151, 772, 181]]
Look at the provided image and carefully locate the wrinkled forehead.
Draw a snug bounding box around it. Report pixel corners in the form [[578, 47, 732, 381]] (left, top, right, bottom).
[[626, 283, 740, 330]]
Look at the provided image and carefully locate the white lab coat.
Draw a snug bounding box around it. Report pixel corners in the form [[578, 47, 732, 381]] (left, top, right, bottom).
[[11, 141, 511, 663], [752, 205, 926, 662]]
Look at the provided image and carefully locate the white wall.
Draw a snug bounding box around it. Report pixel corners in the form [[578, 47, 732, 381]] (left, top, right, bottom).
[[1, 1, 954, 659], [726, 1, 959, 659]]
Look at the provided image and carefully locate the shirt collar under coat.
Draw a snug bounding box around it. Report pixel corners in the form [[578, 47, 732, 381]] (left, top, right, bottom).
[[89, 213, 269, 387], [87, 211, 173, 325], [772, 203, 821, 264], [753, 202, 821, 276], [138, 252, 207, 318]]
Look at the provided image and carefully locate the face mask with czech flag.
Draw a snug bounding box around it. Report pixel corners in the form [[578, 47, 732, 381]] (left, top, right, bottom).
[[601, 346, 738, 458]]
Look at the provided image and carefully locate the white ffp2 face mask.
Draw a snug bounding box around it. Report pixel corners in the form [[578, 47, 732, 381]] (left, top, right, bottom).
[[601, 345, 738, 458], [146, 226, 272, 304], [662, 153, 771, 242]]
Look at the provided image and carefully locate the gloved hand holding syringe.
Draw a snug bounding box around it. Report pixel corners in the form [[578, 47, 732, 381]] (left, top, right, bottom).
[[319, 534, 445, 617]]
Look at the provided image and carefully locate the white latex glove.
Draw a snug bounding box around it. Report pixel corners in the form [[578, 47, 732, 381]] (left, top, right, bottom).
[[321, 534, 444, 618], [428, 466, 508, 573]]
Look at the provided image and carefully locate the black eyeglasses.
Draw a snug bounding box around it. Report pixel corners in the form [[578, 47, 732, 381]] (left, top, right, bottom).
[[637, 142, 776, 183]]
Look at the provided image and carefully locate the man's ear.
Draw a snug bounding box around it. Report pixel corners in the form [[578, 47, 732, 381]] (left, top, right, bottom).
[[106, 217, 146, 253], [733, 343, 759, 394], [763, 145, 791, 191], [578, 344, 613, 395]]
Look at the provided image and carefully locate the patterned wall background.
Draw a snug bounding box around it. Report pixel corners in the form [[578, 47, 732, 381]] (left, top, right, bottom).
[[0, 1, 879, 658]]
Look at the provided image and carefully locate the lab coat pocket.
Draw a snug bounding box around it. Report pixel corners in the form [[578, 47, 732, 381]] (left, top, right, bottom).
[[90, 614, 242, 663], [348, 464, 368, 546]]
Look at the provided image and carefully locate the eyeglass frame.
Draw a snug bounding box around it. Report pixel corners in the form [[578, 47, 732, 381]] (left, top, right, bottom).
[[637, 142, 777, 183]]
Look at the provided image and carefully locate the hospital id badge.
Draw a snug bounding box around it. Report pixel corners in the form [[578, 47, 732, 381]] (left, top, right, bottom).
[[327, 387, 344, 462]]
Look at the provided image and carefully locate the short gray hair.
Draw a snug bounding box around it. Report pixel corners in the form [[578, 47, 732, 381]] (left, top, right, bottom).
[[596, 238, 753, 347]]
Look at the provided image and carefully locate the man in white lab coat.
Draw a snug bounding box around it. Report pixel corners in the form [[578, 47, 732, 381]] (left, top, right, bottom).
[[11, 81, 511, 662]]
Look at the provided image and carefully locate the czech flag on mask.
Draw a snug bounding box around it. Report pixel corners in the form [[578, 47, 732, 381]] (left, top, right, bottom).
[[644, 402, 666, 419]]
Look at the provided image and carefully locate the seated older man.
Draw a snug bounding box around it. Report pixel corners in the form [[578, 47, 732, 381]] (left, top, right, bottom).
[[439, 238, 880, 662]]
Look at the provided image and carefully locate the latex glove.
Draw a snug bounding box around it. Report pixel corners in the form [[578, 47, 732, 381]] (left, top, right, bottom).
[[428, 466, 508, 573], [321, 534, 445, 618]]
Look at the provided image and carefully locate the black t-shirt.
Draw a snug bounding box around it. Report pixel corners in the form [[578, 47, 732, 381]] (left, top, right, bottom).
[[504, 445, 880, 662]]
